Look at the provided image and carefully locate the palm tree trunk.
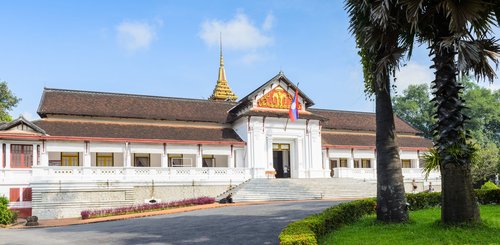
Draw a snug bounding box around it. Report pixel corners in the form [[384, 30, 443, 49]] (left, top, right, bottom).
[[375, 76, 409, 222], [432, 43, 480, 224]]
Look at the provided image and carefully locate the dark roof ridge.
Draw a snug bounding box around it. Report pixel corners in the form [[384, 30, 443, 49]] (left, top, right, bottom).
[[42, 87, 238, 105]]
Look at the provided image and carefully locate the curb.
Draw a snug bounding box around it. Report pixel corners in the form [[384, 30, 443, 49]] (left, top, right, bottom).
[[9, 198, 355, 229]]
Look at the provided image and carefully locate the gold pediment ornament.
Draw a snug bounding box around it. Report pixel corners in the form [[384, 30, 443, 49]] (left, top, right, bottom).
[[257, 86, 302, 109]]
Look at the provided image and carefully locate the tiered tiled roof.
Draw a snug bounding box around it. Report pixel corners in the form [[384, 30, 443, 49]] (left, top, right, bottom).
[[35, 86, 431, 148]]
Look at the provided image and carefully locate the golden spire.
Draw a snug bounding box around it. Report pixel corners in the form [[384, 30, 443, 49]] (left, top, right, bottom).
[[209, 34, 237, 102]]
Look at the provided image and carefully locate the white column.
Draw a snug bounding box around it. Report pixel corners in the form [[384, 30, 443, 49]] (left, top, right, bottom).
[[322, 149, 329, 178], [83, 142, 91, 167], [196, 145, 203, 168], [297, 138, 304, 177], [322, 150, 328, 170], [40, 141, 48, 167], [347, 158, 354, 169], [348, 148, 354, 168], [414, 158, 420, 168], [266, 136, 273, 170], [228, 146, 235, 168], [160, 154, 168, 168], [5, 143, 10, 169], [371, 158, 377, 169], [161, 144, 168, 168], [124, 142, 131, 167], [32, 144, 38, 167]]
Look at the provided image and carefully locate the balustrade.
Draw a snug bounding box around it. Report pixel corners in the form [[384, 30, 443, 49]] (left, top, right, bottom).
[[26, 166, 251, 182]]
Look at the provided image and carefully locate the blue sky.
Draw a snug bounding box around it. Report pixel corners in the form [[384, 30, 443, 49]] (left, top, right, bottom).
[[1, 1, 498, 120]]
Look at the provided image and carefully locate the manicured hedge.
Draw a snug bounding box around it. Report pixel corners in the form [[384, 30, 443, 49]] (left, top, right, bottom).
[[406, 189, 499, 210], [279, 189, 500, 245], [406, 192, 441, 211], [475, 189, 500, 204], [279, 199, 376, 245]]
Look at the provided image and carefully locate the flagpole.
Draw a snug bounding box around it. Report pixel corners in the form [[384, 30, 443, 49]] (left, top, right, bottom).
[[285, 117, 289, 131]]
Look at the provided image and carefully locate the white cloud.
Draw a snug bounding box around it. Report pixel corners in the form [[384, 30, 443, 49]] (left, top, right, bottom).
[[199, 12, 273, 50], [394, 62, 500, 93], [116, 20, 159, 51], [394, 62, 434, 93], [262, 12, 274, 31]]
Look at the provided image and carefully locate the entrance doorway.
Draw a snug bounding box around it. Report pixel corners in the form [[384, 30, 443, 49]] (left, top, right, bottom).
[[273, 143, 291, 178]]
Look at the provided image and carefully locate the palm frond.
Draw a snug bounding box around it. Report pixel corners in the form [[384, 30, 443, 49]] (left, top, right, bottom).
[[457, 38, 500, 83]]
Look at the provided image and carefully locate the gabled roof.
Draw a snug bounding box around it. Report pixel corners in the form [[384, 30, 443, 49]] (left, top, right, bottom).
[[38, 88, 236, 123], [229, 72, 315, 113], [0, 116, 46, 134]]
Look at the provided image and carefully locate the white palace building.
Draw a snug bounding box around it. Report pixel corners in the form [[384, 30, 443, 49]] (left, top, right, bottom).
[[0, 51, 438, 219]]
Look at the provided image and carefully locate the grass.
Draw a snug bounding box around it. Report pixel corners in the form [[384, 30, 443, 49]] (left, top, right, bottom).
[[319, 205, 500, 245]]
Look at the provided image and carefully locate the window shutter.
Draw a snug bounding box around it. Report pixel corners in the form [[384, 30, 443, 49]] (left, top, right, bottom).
[[22, 188, 32, 201], [9, 188, 20, 202]]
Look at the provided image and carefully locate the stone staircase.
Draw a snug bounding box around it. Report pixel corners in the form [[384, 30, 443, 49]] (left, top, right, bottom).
[[223, 178, 377, 202]]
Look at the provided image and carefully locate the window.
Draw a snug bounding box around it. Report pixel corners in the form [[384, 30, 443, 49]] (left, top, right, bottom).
[[22, 188, 32, 202], [96, 153, 114, 167], [419, 158, 426, 168], [134, 153, 150, 167], [330, 159, 338, 168], [202, 155, 215, 167], [9, 188, 20, 202], [10, 144, 33, 168], [2, 144, 5, 168], [169, 154, 183, 167], [61, 152, 79, 166], [361, 159, 371, 168], [354, 159, 361, 168], [402, 159, 412, 168], [339, 158, 348, 167]]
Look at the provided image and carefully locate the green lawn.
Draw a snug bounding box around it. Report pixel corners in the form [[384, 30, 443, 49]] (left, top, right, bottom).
[[320, 205, 500, 245]]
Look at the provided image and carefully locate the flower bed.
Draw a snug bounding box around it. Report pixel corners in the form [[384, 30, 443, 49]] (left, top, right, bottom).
[[81, 196, 215, 219]]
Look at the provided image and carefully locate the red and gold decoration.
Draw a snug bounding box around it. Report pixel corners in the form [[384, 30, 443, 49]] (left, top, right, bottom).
[[257, 86, 302, 110]]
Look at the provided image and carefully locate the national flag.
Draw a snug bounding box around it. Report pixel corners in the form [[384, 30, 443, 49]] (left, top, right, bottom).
[[289, 89, 299, 122]]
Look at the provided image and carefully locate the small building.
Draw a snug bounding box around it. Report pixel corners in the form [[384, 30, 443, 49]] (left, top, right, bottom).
[[0, 50, 438, 219]]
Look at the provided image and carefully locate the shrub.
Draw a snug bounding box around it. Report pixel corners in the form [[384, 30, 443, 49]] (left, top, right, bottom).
[[480, 181, 499, 190], [279, 199, 376, 245], [0, 196, 8, 206], [0, 204, 14, 225], [10, 210, 18, 224], [81, 196, 215, 219], [475, 189, 500, 204], [406, 192, 441, 211]]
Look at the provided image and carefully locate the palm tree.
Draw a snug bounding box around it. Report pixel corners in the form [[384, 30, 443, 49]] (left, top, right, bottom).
[[403, 0, 500, 224], [345, 0, 413, 222]]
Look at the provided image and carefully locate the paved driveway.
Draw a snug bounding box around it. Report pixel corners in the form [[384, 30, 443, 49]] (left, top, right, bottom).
[[0, 200, 341, 245]]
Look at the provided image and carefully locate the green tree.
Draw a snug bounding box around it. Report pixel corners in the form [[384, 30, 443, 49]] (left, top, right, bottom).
[[393, 79, 500, 185], [346, 0, 412, 222], [0, 81, 20, 122], [463, 81, 500, 146], [393, 84, 434, 138], [403, 0, 500, 224]]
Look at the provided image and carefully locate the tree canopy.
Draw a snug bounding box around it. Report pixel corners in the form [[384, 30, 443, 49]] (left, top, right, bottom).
[[393, 79, 500, 184], [0, 81, 20, 122]]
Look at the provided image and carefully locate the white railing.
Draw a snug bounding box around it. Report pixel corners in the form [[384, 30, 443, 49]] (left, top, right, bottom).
[[333, 167, 440, 181], [30, 166, 252, 182], [0, 168, 32, 184]]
